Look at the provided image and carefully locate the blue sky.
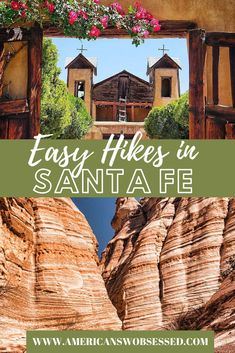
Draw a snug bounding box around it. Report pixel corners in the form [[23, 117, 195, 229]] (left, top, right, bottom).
[[52, 37, 189, 93], [73, 198, 116, 256]]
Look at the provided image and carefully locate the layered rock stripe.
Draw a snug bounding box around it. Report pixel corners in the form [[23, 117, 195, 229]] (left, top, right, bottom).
[[100, 198, 235, 350], [0, 197, 234, 352], [0, 198, 121, 352]]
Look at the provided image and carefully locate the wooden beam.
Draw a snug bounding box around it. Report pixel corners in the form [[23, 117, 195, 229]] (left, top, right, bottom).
[[0, 27, 31, 42], [189, 29, 206, 139], [206, 117, 225, 139], [206, 104, 235, 122], [0, 42, 4, 97], [230, 47, 235, 108], [206, 32, 235, 47], [28, 25, 43, 138], [94, 100, 152, 107], [44, 20, 197, 38], [226, 123, 235, 139], [0, 99, 29, 116], [212, 46, 219, 105]]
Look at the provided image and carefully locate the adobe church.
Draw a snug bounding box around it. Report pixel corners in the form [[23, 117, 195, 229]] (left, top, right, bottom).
[[66, 47, 181, 139]]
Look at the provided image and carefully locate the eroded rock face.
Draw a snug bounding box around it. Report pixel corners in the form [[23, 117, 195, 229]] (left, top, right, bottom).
[[1, 197, 234, 352], [0, 198, 121, 352], [100, 198, 235, 349]]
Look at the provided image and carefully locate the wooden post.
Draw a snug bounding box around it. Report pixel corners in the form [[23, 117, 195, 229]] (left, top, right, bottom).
[[28, 25, 43, 138], [226, 123, 235, 139], [189, 29, 206, 139], [230, 47, 235, 108], [212, 46, 219, 105], [0, 42, 4, 97], [131, 105, 135, 122], [112, 104, 117, 121], [206, 117, 225, 139]]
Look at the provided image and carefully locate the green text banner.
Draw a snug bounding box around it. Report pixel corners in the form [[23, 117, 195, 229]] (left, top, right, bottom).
[[27, 330, 214, 353], [0, 138, 234, 197]]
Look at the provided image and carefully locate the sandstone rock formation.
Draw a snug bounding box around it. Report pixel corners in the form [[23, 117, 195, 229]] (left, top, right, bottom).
[[1, 197, 234, 353], [100, 198, 235, 350], [0, 198, 121, 353]]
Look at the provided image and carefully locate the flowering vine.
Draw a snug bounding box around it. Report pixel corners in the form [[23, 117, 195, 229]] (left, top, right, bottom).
[[0, 0, 161, 46]]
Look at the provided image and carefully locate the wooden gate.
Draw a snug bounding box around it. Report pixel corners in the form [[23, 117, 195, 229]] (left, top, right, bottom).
[[0, 26, 42, 139], [189, 29, 235, 139]]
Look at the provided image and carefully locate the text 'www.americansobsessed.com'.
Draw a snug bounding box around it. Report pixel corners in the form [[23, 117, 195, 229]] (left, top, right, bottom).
[[31, 336, 210, 347]]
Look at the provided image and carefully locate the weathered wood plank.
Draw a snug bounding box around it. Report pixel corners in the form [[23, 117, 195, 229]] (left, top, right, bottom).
[[226, 123, 235, 139], [94, 100, 152, 107], [93, 72, 153, 103], [0, 42, 4, 97], [189, 29, 206, 139], [0, 99, 29, 116], [8, 115, 29, 139], [212, 46, 219, 105], [0, 118, 8, 139], [206, 32, 235, 47], [131, 105, 135, 122], [230, 47, 235, 108], [28, 25, 43, 138], [0, 27, 31, 42], [112, 105, 117, 121], [206, 104, 235, 121], [206, 117, 226, 139], [44, 20, 197, 38]]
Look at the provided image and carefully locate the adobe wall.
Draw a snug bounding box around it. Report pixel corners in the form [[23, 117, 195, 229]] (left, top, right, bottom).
[[205, 47, 232, 107], [102, 0, 235, 32], [2, 42, 28, 99]]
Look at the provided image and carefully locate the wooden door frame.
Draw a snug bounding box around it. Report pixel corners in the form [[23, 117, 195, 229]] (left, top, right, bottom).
[[189, 30, 235, 139], [44, 20, 197, 38], [188, 29, 206, 139], [0, 25, 42, 138], [0, 20, 197, 138]]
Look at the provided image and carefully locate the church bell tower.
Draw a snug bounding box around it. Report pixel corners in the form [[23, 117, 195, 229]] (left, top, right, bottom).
[[66, 52, 97, 115], [147, 46, 181, 107]]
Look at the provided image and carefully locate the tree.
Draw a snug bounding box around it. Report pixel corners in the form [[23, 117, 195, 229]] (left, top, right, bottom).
[[62, 95, 93, 139], [41, 38, 92, 139], [144, 92, 189, 139]]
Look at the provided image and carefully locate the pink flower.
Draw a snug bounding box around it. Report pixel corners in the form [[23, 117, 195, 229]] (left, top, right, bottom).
[[94, 0, 100, 3], [78, 10, 88, 20], [134, 1, 142, 9], [153, 23, 161, 32], [11, 1, 21, 11], [135, 11, 144, 19], [21, 3, 28, 9], [21, 9, 27, 17], [89, 25, 101, 37], [68, 10, 78, 25], [150, 18, 159, 26], [45, 2, 55, 13], [110, 2, 124, 14], [143, 29, 149, 38], [146, 13, 153, 21], [132, 25, 141, 33], [100, 16, 109, 28]]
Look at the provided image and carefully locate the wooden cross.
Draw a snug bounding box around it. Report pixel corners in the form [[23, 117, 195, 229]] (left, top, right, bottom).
[[77, 43, 87, 55], [158, 44, 169, 56]]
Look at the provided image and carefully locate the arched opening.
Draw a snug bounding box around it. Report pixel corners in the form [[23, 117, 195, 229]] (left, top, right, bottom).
[[74, 80, 85, 100], [161, 77, 172, 97]]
